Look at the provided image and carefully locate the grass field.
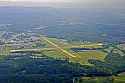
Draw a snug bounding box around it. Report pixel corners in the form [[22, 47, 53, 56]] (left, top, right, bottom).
[[0, 45, 11, 59], [72, 51, 106, 64], [0, 37, 125, 82], [42, 50, 106, 65], [114, 75, 125, 83], [42, 50, 66, 59], [40, 37, 106, 65], [11, 37, 125, 82], [78, 75, 125, 83], [6, 37, 106, 65]]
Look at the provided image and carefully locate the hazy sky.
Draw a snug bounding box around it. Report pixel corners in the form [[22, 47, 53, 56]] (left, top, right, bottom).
[[0, 0, 91, 2], [1, 0, 69, 2], [0, 0, 124, 8], [0, 0, 124, 3], [1, 0, 79, 3]]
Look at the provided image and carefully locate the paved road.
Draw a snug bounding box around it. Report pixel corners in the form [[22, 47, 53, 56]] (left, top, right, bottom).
[[10, 48, 55, 53], [41, 36, 76, 58]]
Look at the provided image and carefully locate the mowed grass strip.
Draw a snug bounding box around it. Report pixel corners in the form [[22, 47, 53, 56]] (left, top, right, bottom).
[[42, 50, 66, 59], [114, 75, 125, 82], [70, 51, 106, 64]]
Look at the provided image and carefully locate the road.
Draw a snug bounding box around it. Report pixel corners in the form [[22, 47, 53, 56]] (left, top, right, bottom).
[[10, 48, 55, 53], [41, 36, 76, 58], [10, 36, 102, 58], [8, 34, 103, 57]]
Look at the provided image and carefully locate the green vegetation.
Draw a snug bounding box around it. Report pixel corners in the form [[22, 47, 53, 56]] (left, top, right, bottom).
[[42, 50, 66, 59], [1, 37, 125, 82], [74, 51, 106, 64], [40, 37, 125, 83], [75, 76, 125, 83], [39, 37, 106, 65], [0, 45, 11, 59], [114, 75, 125, 83], [78, 77, 114, 83]]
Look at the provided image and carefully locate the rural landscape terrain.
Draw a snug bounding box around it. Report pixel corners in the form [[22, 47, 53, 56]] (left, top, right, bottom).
[[0, 2, 125, 83]]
